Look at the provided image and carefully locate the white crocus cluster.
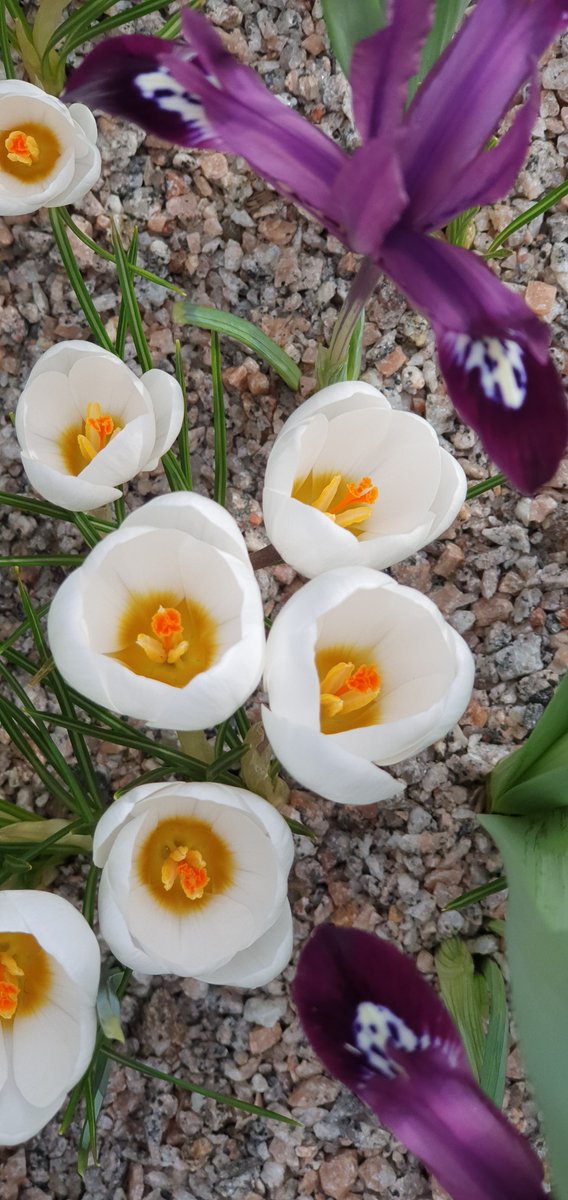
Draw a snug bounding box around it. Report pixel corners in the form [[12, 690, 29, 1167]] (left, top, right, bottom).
[[263, 381, 466, 578], [0, 891, 99, 1146], [93, 781, 294, 986], [262, 567, 474, 806], [48, 492, 265, 730], [16, 342, 184, 511], [0, 80, 100, 215]]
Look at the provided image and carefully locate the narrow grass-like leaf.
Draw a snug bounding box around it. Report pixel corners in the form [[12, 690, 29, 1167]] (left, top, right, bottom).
[[62, 0, 178, 57], [102, 1047, 299, 1124], [435, 937, 486, 1080], [28, 709, 210, 779], [0, 691, 92, 820], [479, 958, 508, 1108], [210, 332, 227, 506], [0, 0, 14, 78], [159, 10, 182, 37], [111, 221, 153, 372], [0, 797, 38, 823], [286, 817, 316, 840], [73, 512, 100, 549], [174, 303, 301, 391], [82, 862, 100, 925], [59, 210, 185, 295], [486, 179, 568, 260], [321, 0, 385, 75], [0, 818, 90, 852], [50, 209, 115, 351], [113, 765, 175, 799], [43, 0, 123, 54], [0, 602, 49, 656], [175, 339, 192, 489], [444, 875, 507, 912], [115, 229, 139, 358], [0, 816, 86, 888], [466, 473, 507, 500], [161, 449, 188, 492], [489, 674, 568, 811], [0, 553, 85, 567]]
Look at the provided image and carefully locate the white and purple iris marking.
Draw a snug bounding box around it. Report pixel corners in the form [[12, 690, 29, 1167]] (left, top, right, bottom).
[[353, 1000, 430, 1078], [135, 68, 210, 139], [453, 335, 527, 411]]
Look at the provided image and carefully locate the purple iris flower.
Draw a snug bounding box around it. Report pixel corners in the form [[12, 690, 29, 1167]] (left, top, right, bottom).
[[294, 925, 546, 1200], [64, 1, 568, 493]]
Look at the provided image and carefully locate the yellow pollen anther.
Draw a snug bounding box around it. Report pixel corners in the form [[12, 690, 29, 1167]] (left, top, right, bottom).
[[320, 660, 381, 722], [5, 129, 39, 166], [0, 950, 23, 1020], [161, 846, 210, 900], [77, 402, 120, 463], [295, 472, 379, 537], [136, 605, 189, 666]]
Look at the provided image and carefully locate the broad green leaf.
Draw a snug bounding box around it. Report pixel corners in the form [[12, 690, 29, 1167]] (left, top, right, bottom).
[[96, 970, 126, 1045], [408, 0, 470, 101], [32, 0, 68, 54], [479, 959, 508, 1108], [489, 674, 568, 809], [321, 0, 385, 76], [435, 937, 486, 1081], [240, 722, 289, 810], [490, 767, 568, 816], [0, 818, 91, 852], [480, 809, 568, 1197], [173, 302, 301, 392]]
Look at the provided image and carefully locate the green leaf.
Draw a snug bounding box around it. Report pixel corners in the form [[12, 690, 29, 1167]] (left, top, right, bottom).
[[32, 0, 68, 54], [345, 310, 365, 381], [489, 674, 568, 811], [240, 722, 289, 810], [175, 339, 192, 489], [479, 958, 508, 1109], [321, 0, 385, 75], [435, 937, 486, 1081], [96, 969, 126, 1045], [466, 473, 507, 500], [173, 303, 301, 392], [211, 331, 227, 507], [486, 179, 568, 260], [0, 818, 91, 852], [443, 875, 507, 912], [0, 1, 14, 78], [111, 221, 153, 373], [49, 209, 115, 352], [479, 809, 568, 1195], [408, 0, 470, 101]]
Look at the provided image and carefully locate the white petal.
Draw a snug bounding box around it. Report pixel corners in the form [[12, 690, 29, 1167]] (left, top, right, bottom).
[[0, 891, 100, 999], [98, 869, 161, 975], [427, 449, 468, 543], [13, 979, 84, 1106], [68, 102, 98, 143], [262, 706, 404, 806], [198, 901, 293, 987], [55, 139, 101, 207], [79, 415, 155, 486], [281, 381, 390, 434], [16, 371, 83, 455], [122, 492, 253, 567], [67, 353, 151, 424], [26, 340, 109, 386], [0, 1081, 63, 1146], [141, 369, 185, 466], [20, 454, 121, 510], [93, 781, 180, 867]]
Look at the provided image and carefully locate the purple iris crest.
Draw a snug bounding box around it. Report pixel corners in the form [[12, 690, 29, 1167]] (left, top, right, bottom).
[[64, 1, 568, 493], [294, 925, 546, 1200]]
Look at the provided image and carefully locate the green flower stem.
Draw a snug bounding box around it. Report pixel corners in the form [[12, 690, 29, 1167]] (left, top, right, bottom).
[[58, 210, 185, 295], [101, 1046, 300, 1125], [466, 473, 507, 500]]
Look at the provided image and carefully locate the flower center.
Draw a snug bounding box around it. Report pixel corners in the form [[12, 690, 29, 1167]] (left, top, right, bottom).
[[77, 402, 121, 463], [136, 605, 190, 666], [316, 646, 382, 735], [0, 122, 62, 182], [0, 933, 51, 1020], [293, 472, 378, 535], [110, 591, 217, 688], [137, 817, 233, 913], [161, 846, 210, 899]]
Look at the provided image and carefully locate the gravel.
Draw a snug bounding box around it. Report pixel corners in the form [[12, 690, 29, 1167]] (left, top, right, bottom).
[[1, 3, 567, 1197]]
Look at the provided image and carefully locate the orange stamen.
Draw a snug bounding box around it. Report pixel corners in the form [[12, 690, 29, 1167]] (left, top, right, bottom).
[[137, 606, 189, 665], [86, 414, 115, 448], [320, 659, 381, 723], [337, 664, 381, 696], [329, 477, 379, 515], [0, 951, 23, 1020], [5, 130, 39, 166], [161, 846, 209, 900]]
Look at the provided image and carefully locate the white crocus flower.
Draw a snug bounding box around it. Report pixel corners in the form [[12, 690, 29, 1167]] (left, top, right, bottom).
[[262, 381, 467, 577], [16, 341, 184, 512], [0, 891, 99, 1146], [0, 80, 100, 215], [48, 492, 265, 730], [93, 780, 294, 986], [262, 567, 474, 806]]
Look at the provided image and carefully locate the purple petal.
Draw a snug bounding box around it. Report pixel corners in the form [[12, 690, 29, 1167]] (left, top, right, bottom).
[[350, 0, 434, 142], [63, 33, 220, 149], [380, 228, 568, 493], [65, 10, 346, 238], [401, 0, 568, 229], [294, 926, 546, 1200], [329, 142, 407, 256]]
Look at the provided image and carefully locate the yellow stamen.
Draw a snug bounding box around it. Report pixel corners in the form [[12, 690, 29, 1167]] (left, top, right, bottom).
[[136, 605, 189, 666], [5, 130, 39, 165], [319, 659, 381, 728], [0, 949, 24, 1020], [293, 472, 379, 538], [161, 846, 210, 900], [77, 402, 120, 463]]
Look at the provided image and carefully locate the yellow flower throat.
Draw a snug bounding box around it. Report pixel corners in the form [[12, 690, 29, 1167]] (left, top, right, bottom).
[[0, 124, 61, 182], [0, 933, 51, 1021], [317, 646, 382, 735], [293, 472, 378, 534]]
